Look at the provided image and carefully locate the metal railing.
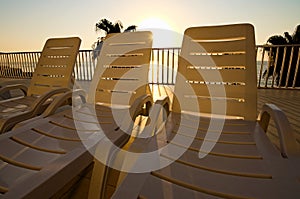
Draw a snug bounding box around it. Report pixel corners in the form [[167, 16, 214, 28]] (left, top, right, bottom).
[[0, 50, 96, 81], [73, 50, 96, 81], [1, 45, 300, 89], [149, 48, 180, 84], [256, 44, 300, 89], [0, 51, 41, 78]]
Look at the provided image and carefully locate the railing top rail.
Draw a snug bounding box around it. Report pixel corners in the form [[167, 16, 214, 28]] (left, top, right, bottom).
[[0, 50, 91, 54], [0, 51, 41, 55], [1, 48, 182, 54], [78, 49, 96, 52], [257, 44, 300, 48], [1, 45, 300, 54], [151, 47, 181, 50]]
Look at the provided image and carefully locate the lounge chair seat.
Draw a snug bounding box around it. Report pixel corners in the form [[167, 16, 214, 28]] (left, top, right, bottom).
[[0, 31, 153, 198], [130, 113, 299, 198], [0, 105, 95, 198], [0, 37, 81, 134], [109, 24, 300, 199]]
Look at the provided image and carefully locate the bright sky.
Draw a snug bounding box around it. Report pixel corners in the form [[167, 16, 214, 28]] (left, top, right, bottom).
[[0, 0, 299, 52]]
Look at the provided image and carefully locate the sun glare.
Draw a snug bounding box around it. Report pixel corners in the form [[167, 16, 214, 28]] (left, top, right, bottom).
[[137, 17, 181, 47], [138, 17, 172, 30]]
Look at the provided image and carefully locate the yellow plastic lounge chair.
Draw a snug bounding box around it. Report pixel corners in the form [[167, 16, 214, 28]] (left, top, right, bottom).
[[0, 31, 153, 198], [110, 24, 300, 198], [0, 37, 81, 134]]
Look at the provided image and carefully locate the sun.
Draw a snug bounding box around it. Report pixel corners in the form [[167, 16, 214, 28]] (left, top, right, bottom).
[[137, 17, 181, 47], [137, 17, 172, 30]]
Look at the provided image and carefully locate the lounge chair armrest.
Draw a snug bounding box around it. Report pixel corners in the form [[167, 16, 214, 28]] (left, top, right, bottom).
[[138, 96, 171, 138], [0, 84, 28, 97], [258, 103, 300, 158], [41, 89, 86, 117], [130, 94, 154, 118], [154, 95, 171, 116], [31, 87, 70, 115]]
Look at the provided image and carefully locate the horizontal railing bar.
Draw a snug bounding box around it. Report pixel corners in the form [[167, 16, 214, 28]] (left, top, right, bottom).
[[257, 44, 300, 48]]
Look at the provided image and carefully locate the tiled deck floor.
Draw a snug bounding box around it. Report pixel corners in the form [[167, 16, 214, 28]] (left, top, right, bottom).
[[151, 84, 300, 145], [257, 89, 300, 145]]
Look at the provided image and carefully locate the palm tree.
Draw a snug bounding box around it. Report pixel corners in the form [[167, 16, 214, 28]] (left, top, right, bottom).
[[292, 25, 300, 44], [95, 19, 123, 35], [264, 25, 300, 87], [95, 18, 137, 36], [124, 25, 138, 32], [92, 18, 137, 60]]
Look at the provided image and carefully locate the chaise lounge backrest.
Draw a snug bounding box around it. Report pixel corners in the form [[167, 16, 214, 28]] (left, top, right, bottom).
[[173, 24, 257, 121], [89, 31, 152, 107], [27, 37, 81, 96]]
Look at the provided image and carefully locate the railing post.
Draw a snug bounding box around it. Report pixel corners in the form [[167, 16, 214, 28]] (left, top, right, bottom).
[[150, 48, 155, 84], [285, 46, 295, 87], [6, 53, 10, 78], [162, 49, 164, 84], [171, 49, 175, 84], [271, 47, 280, 87], [278, 47, 287, 88], [166, 49, 170, 84], [157, 49, 160, 84], [257, 47, 265, 88], [292, 48, 300, 88]]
